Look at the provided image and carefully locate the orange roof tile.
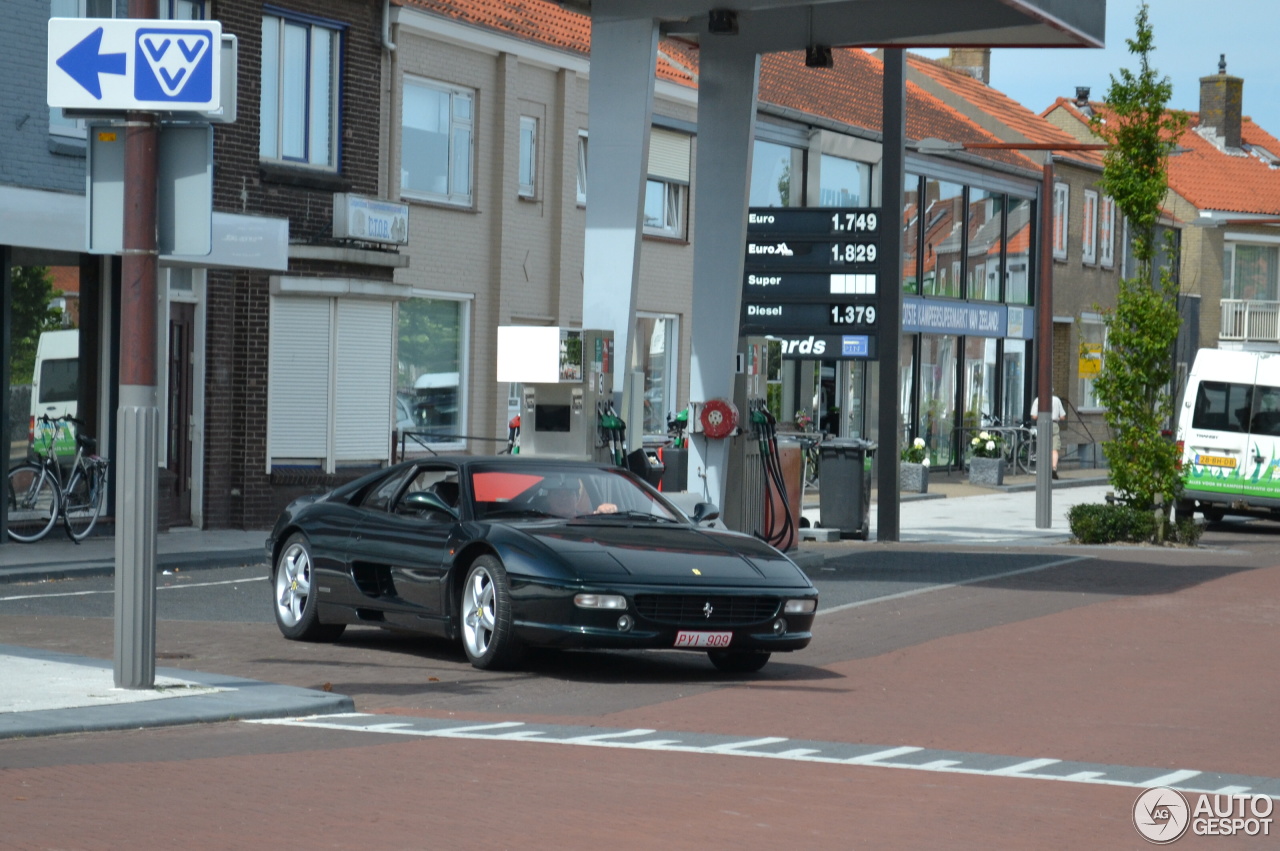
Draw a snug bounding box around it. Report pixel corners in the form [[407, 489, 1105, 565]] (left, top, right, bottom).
[[755, 49, 1038, 173], [1052, 98, 1280, 216], [908, 54, 1103, 168]]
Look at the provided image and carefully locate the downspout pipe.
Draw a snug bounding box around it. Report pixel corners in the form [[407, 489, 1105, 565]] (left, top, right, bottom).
[[382, 0, 396, 52]]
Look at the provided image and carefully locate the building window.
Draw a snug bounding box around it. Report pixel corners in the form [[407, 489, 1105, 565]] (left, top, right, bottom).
[[268, 295, 394, 472], [397, 296, 468, 452], [645, 128, 691, 238], [1225, 244, 1279, 300], [643, 180, 685, 237], [49, 0, 115, 138], [401, 78, 474, 205], [750, 139, 803, 207], [1052, 182, 1069, 260], [1078, 316, 1106, 409], [576, 132, 588, 205], [260, 13, 341, 169], [165, 0, 206, 18], [1099, 195, 1116, 268], [634, 314, 679, 435], [818, 154, 872, 207], [1082, 189, 1099, 265], [518, 116, 537, 199]]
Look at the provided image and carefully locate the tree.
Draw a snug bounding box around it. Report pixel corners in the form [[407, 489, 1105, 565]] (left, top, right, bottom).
[[1089, 3, 1188, 510], [9, 266, 65, 384]]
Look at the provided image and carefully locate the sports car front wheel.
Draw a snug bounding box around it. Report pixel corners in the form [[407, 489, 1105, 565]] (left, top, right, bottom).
[[460, 556, 525, 670], [274, 533, 345, 642], [708, 650, 771, 673]]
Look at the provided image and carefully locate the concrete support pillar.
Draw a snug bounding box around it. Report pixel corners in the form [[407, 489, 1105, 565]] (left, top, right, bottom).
[[581, 16, 658, 400], [686, 40, 760, 505]]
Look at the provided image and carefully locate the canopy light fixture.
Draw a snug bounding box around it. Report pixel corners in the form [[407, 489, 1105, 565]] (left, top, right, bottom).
[[805, 44, 833, 68], [708, 8, 738, 34]]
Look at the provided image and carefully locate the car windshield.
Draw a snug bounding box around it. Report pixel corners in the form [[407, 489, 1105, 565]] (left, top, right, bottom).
[[469, 465, 682, 522]]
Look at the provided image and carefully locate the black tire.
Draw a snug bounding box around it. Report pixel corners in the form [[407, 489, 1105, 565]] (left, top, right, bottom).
[[459, 555, 525, 670], [1017, 435, 1037, 475], [1175, 500, 1195, 523], [273, 532, 345, 642], [63, 464, 106, 541], [7, 464, 60, 543], [708, 650, 771, 673], [1202, 505, 1227, 523]]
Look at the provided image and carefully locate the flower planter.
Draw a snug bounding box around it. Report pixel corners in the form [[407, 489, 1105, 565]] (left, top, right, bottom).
[[968, 456, 1005, 487], [900, 461, 928, 494]]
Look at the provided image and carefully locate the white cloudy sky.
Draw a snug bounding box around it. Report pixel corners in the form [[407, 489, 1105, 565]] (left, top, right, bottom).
[[916, 0, 1280, 137]]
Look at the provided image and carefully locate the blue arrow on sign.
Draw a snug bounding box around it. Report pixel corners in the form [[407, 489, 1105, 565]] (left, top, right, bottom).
[[55, 27, 126, 99]]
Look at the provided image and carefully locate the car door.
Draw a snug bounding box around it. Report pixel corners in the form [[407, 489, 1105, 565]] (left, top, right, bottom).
[[1181, 355, 1258, 499], [349, 463, 458, 626], [1244, 359, 1280, 501]]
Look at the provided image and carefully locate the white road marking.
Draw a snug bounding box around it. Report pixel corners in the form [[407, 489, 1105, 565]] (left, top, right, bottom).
[[0, 575, 266, 602], [249, 714, 1280, 799], [816, 557, 1090, 616]]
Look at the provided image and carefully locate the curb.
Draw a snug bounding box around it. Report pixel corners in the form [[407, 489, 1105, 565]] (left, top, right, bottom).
[[0, 548, 267, 585]]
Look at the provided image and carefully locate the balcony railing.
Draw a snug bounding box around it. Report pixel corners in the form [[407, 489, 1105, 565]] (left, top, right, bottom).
[[1220, 299, 1280, 342]]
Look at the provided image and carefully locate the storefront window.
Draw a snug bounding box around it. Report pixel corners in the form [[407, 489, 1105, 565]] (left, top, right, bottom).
[[899, 334, 915, 446], [398, 298, 464, 442], [967, 189, 1002, 301], [962, 336, 997, 433], [818, 154, 871, 207], [634, 314, 678, 435], [918, 334, 957, 467], [1002, 339, 1027, 425], [1004, 197, 1034, 305], [902, 173, 921, 295], [922, 179, 963, 298], [750, 140, 803, 207]]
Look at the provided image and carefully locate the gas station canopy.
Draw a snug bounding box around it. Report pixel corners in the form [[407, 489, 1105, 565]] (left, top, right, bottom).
[[554, 0, 1105, 50]]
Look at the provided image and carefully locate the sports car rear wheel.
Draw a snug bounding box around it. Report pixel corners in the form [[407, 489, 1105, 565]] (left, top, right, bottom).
[[708, 650, 771, 673], [460, 555, 525, 670], [274, 533, 345, 642]]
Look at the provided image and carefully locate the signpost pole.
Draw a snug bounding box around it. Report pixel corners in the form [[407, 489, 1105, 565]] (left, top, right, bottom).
[[113, 0, 160, 690]]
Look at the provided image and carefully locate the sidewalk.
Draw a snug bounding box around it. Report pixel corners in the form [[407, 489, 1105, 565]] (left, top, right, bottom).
[[0, 468, 1116, 740]]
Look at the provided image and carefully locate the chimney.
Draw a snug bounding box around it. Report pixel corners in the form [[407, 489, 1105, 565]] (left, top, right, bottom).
[[1200, 53, 1243, 148], [1074, 86, 1092, 116], [943, 47, 991, 84]]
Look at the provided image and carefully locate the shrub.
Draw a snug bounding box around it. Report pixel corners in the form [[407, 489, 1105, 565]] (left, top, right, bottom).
[[1068, 501, 1202, 545], [901, 437, 928, 463], [970, 430, 1004, 459]]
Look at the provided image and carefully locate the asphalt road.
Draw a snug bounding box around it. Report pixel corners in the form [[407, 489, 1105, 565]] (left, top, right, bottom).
[[3, 525, 1279, 849]]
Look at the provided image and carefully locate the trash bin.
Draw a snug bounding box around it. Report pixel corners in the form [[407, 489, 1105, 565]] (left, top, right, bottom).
[[818, 438, 876, 540], [626, 447, 665, 487]]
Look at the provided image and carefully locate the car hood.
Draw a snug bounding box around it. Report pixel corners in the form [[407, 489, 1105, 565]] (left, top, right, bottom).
[[518, 522, 810, 586]]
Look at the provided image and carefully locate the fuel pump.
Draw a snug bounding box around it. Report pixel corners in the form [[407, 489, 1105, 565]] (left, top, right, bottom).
[[496, 326, 614, 461]]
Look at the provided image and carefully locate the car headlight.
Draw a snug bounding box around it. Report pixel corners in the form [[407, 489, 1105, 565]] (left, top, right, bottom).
[[783, 598, 817, 614], [574, 593, 628, 610]]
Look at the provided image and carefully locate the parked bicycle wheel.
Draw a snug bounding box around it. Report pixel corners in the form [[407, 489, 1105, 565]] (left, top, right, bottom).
[[7, 464, 60, 543], [1017, 432, 1037, 475], [63, 460, 107, 541]]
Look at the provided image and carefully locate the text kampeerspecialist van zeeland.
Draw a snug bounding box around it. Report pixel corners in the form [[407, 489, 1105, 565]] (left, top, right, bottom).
[[1176, 348, 1280, 522]]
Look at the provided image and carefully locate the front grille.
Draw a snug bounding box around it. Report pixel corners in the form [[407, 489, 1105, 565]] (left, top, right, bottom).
[[633, 594, 780, 626]]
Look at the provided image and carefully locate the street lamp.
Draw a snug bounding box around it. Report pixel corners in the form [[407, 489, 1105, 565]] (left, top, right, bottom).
[[912, 138, 1107, 527]]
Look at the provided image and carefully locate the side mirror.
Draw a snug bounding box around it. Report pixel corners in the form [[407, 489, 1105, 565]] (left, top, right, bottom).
[[691, 502, 720, 524], [400, 491, 458, 518]]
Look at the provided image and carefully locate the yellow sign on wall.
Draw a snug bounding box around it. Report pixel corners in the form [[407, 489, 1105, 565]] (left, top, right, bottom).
[[1079, 343, 1103, 377]]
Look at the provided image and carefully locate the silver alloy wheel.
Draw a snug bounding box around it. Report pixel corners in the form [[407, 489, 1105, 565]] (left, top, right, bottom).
[[275, 541, 312, 628], [462, 564, 497, 658]]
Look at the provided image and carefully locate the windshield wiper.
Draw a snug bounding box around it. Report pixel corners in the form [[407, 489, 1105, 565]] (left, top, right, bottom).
[[480, 507, 562, 520], [571, 510, 678, 523]]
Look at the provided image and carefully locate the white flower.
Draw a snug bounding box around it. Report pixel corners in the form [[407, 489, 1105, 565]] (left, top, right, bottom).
[[913, 437, 925, 448], [985, 440, 996, 453], [979, 431, 991, 440], [921, 457, 930, 467], [971, 436, 980, 446]]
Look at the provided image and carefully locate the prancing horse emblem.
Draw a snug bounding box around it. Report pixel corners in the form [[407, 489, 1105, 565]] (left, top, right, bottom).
[[703, 601, 714, 618]]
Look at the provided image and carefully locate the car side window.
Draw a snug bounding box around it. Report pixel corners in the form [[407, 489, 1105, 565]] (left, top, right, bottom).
[[394, 468, 461, 517], [362, 468, 416, 512]]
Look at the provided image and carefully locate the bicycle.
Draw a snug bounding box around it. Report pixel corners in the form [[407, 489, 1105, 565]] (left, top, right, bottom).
[[7, 415, 110, 543], [795, 431, 825, 491], [978, 413, 1037, 476]]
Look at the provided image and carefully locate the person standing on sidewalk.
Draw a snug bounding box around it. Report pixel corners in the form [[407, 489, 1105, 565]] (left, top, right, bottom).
[[1029, 393, 1066, 479]]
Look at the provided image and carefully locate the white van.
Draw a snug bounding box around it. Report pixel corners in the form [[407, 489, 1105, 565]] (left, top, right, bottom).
[[1175, 348, 1280, 521], [29, 329, 78, 455]]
